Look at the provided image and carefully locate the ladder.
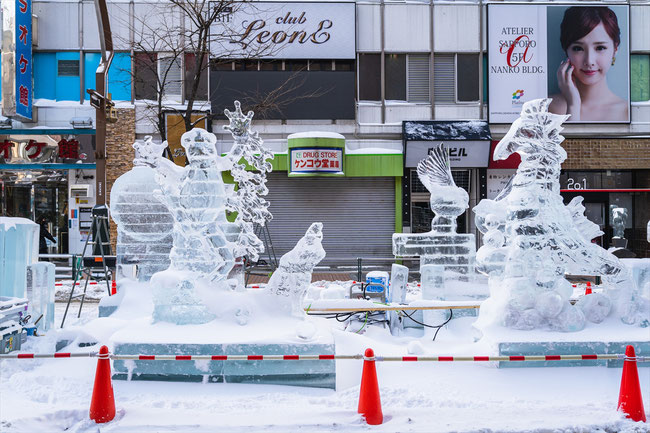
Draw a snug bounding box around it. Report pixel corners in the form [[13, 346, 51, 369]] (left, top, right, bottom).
[[244, 222, 279, 286], [60, 207, 113, 328]]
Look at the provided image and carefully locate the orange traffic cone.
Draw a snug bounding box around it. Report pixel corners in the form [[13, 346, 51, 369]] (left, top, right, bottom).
[[358, 348, 383, 425], [585, 282, 592, 295], [90, 345, 116, 423], [617, 345, 646, 423], [111, 279, 117, 295]]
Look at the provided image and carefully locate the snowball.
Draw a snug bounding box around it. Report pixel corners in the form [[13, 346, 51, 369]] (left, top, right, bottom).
[[407, 341, 425, 355], [296, 321, 317, 340], [534, 291, 565, 319], [549, 304, 586, 332], [575, 293, 611, 324], [320, 284, 347, 300]]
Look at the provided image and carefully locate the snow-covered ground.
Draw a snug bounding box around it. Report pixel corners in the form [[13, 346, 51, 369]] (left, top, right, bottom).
[[1, 281, 649, 433]]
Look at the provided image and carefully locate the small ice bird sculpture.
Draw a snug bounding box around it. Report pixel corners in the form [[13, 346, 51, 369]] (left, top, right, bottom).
[[417, 143, 469, 232]]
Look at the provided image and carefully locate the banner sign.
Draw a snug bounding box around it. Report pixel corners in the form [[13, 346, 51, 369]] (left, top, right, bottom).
[[1, 0, 33, 120], [15, 0, 32, 120], [488, 4, 629, 124], [290, 147, 343, 174], [210, 2, 356, 59]]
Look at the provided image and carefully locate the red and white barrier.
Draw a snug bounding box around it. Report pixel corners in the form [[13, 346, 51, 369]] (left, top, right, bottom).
[[2, 351, 648, 363]]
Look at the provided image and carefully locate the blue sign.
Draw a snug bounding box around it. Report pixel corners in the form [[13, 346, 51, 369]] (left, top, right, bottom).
[[15, 0, 32, 120]]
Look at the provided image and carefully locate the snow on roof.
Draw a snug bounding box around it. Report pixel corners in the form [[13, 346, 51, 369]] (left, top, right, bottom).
[[403, 120, 492, 141], [287, 131, 345, 140]]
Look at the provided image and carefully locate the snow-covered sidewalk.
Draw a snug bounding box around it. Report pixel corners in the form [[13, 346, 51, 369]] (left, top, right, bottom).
[[1, 300, 648, 432]]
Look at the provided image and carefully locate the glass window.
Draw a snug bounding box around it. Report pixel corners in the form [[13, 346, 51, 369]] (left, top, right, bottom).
[[259, 60, 281, 71], [184, 53, 208, 101], [457, 54, 479, 102], [58, 60, 79, 76], [631, 54, 650, 102], [385, 54, 406, 101], [285, 60, 308, 71], [308, 60, 332, 71], [134, 53, 158, 100], [212, 60, 234, 71], [358, 53, 381, 101], [334, 60, 354, 71]]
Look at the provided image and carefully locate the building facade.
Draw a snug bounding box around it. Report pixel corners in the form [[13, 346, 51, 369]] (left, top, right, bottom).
[[1, 0, 649, 260]]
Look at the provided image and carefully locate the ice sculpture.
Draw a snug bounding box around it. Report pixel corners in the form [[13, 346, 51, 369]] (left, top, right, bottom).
[[393, 144, 475, 300], [611, 207, 627, 239], [266, 223, 326, 318], [149, 102, 273, 324], [110, 137, 174, 282], [473, 99, 643, 333], [25, 262, 55, 332]]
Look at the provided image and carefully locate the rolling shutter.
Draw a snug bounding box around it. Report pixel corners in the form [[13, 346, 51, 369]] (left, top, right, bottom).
[[407, 54, 430, 103], [433, 54, 455, 103], [264, 173, 395, 265]]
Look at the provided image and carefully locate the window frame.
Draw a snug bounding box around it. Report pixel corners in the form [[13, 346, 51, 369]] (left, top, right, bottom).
[[433, 52, 481, 105]]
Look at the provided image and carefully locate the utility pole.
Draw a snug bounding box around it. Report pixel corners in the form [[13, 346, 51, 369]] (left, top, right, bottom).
[[87, 0, 116, 206], [87, 0, 116, 255]]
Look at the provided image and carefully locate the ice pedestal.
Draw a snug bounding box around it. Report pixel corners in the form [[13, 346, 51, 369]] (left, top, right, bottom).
[[392, 232, 476, 298], [110, 321, 336, 388], [0, 217, 39, 298], [26, 262, 55, 332]]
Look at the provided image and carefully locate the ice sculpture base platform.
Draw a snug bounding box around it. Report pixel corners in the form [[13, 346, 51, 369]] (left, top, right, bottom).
[[478, 319, 650, 369], [496, 340, 649, 369], [110, 322, 336, 388], [112, 342, 336, 388]]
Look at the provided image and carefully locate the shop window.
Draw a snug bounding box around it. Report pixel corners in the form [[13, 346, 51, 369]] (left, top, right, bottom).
[[358, 53, 381, 101], [631, 54, 650, 102], [434, 53, 480, 103]]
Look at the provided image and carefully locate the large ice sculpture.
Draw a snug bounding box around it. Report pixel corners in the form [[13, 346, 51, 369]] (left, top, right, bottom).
[[110, 137, 174, 281], [150, 102, 273, 324], [393, 144, 476, 300], [473, 99, 643, 333], [0, 217, 39, 298], [266, 223, 326, 318]]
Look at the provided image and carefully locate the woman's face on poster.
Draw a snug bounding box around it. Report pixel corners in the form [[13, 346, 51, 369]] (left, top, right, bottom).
[[565, 22, 617, 87]]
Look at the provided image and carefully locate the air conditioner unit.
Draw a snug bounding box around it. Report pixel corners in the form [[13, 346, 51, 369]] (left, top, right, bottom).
[[70, 184, 90, 197]]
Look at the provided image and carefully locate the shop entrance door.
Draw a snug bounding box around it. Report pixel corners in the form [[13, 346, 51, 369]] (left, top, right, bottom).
[[3, 185, 33, 219]]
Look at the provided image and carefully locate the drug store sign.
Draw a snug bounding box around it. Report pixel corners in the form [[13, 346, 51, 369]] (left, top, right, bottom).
[[290, 147, 343, 175]]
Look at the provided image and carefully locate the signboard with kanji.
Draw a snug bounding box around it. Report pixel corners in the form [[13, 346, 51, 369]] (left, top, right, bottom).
[[1, 0, 33, 120], [15, 0, 32, 120], [289, 147, 343, 175], [0, 135, 95, 163]]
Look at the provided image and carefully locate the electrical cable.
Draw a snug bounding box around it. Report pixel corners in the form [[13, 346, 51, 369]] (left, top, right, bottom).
[[400, 308, 454, 341]]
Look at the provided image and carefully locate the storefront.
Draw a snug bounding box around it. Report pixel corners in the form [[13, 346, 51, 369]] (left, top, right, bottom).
[[560, 170, 650, 257], [263, 132, 402, 264], [0, 130, 96, 254], [402, 121, 492, 235]]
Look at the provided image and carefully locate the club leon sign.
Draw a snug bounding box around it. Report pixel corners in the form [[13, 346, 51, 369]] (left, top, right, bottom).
[[210, 2, 355, 59]]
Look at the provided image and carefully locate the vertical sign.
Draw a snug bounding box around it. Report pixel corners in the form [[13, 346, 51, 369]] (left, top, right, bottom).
[[15, 0, 32, 120]]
